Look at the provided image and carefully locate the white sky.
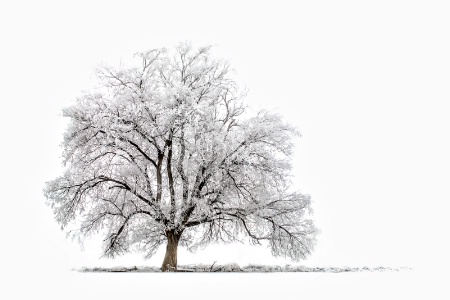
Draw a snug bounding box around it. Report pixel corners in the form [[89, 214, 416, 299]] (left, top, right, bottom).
[[1, 0, 449, 273]]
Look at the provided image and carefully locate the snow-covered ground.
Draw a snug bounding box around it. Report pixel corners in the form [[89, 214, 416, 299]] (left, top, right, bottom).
[[7, 268, 447, 300], [4, 234, 448, 299], [79, 264, 407, 273]]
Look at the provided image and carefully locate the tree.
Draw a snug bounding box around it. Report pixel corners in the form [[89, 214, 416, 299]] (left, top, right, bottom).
[[44, 42, 317, 271]]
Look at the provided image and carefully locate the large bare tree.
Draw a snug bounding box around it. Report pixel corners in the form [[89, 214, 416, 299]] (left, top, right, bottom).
[[44, 43, 317, 271]]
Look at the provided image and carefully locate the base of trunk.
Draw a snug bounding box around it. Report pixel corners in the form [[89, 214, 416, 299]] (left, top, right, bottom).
[[161, 231, 180, 272]]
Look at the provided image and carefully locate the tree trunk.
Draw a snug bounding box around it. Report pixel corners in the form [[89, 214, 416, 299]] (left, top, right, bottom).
[[161, 231, 180, 272]]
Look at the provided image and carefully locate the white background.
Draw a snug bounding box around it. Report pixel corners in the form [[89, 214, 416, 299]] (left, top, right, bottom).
[[1, 0, 449, 279]]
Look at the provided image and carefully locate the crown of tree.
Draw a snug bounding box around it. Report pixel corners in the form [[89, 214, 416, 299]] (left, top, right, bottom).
[[44, 42, 317, 271]]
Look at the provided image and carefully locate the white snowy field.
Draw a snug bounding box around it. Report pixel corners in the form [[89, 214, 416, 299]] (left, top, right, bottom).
[[6, 269, 448, 300]]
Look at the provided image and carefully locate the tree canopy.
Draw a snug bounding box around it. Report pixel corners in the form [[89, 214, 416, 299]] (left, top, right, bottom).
[[44, 43, 317, 271]]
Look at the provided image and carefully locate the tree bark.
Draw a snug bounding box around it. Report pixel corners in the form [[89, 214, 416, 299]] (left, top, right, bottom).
[[161, 231, 180, 272]]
